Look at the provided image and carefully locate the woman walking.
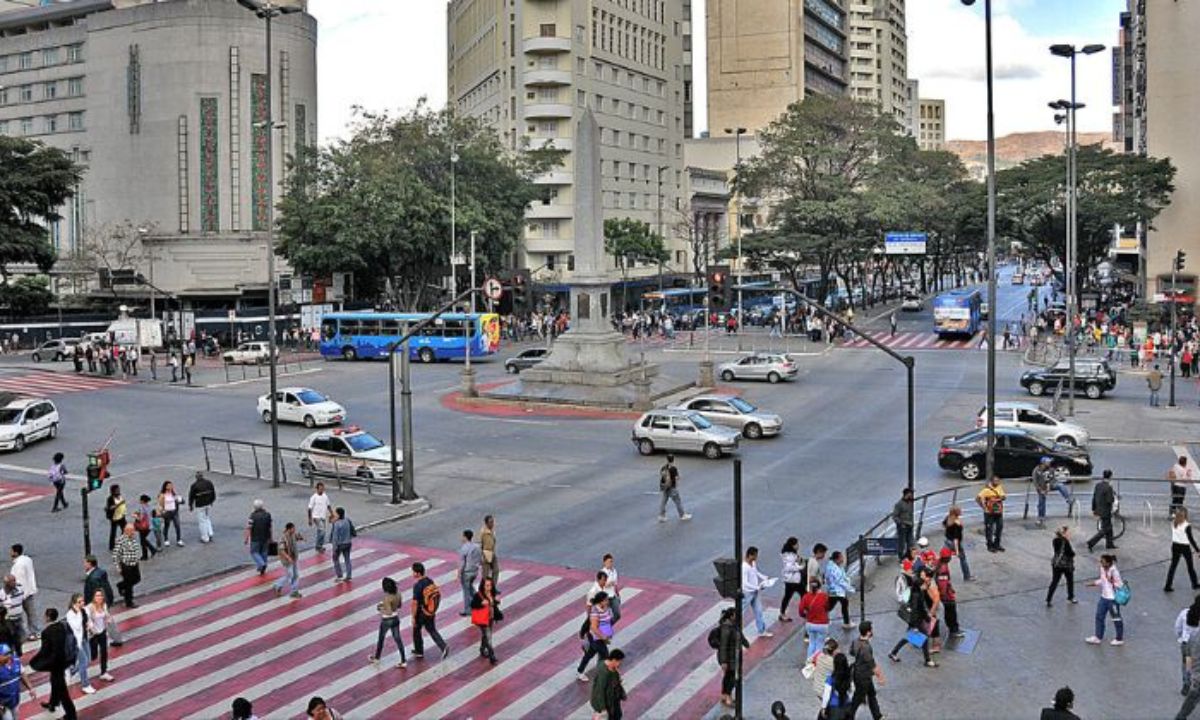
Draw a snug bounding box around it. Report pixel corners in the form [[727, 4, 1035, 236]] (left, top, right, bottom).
[[807, 637, 838, 702], [819, 652, 854, 719], [824, 551, 855, 630], [85, 589, 114, 682], [104, 485, 127, 552], [1085, 554, 1125, 646], [64, 594, 95, 694], [367, 577, 406, 668], [156, 481, 185, 547], [942, 505, 972, 581], [798, 578, 830, 661], [1165, 507, 1200, 592], [470, 576, 501, 664], [889, 568, 937, 667], [778, 537, 805, 623], [577, 592, 615, 681], [1046, 526, 1078, 606]]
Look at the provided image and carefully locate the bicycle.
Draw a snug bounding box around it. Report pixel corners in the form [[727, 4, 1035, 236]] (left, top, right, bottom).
[[1095, 494, 1127, 541]]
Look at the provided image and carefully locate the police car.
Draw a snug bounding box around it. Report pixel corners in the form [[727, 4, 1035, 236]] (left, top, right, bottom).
[[297, 426, 399, 483]]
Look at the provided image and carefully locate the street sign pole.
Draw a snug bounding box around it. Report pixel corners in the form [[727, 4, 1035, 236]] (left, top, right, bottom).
[[81, 488, 91, 557], [733, 458, 744, 720]]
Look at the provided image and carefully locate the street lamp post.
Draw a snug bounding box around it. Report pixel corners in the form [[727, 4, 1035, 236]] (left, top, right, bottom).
[[1050, 42, 1106, 418], [450, 150, 459, 300], [724, 127, 747, 349]]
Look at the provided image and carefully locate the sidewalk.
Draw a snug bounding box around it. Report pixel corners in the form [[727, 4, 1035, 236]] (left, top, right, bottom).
[[10, 350, 324, 389]]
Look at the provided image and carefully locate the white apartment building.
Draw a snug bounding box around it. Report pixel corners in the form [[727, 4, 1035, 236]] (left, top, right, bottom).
[[917, 97, 945, 150], [847, 0, 908, 127]]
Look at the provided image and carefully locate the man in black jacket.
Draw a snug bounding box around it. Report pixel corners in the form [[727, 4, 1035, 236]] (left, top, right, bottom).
[[1040, 686, 1081, 719], [1087, 469, 1118, 552], [188, 471, 217, 544], [34, 608, 75, 720], [892, 489, 914, 560], [716, 607, 747, 709]]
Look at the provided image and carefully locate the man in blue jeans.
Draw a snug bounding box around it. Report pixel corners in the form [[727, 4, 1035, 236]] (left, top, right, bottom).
[[741, 547, 774, 639], [244, 499, 272, 576]]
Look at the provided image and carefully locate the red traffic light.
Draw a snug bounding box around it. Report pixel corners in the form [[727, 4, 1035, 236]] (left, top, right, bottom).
[[712, 272, 725, 284]]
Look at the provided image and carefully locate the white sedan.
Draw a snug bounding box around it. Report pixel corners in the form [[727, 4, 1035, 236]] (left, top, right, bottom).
[[223, 341, 278, 365], [258, 387, 345, 428], [298, 427, 400, 483]]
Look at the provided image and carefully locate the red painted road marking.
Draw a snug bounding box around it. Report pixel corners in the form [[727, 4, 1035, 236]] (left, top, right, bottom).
[[0, 480, 51, 512], [842, 331, 981, 351], [0, 372, 128, 397]]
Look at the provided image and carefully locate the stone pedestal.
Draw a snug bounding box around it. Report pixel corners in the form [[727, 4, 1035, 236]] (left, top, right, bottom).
[[698, 359, 715, 388], [460, 366, 477, 398]]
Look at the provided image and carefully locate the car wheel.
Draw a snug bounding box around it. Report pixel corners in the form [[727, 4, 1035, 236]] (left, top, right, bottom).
[[744, 423, 763, 440], [356, 467, 373, 481], [300, 459, 315, 479], [54, 352, 64, 361], [1084, 384, 1101, 400], [48, 423, 58, 439], [506, 364, 518, 374], [261, 410, 272, 423], [767, 372, 781, 384], [721, 370, 735, 382], [703, 442, 723, 460], [419, 348, 435, 364], [1056, 435, 1077, 447], [342, 347, 357, 361], [637, 438, 655, 456], [303, 415, 316, 429], [13, 436, 25, 452], [959, 459, 981, 481], [1028, 381, 1045, 396]]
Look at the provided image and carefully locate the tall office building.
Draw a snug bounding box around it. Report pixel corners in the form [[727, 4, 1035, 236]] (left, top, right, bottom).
[[447, 0, 687, 289], [916, 97, 944, 150], [705, 0, 848, 135], [846, 0, 908, 126], [0, 0, 317, 306]]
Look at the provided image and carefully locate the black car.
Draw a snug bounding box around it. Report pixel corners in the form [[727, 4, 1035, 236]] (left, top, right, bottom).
[[504, 347, 549, 373], [1019, 359, 1116, 399], [937, 427, 1092, 481]]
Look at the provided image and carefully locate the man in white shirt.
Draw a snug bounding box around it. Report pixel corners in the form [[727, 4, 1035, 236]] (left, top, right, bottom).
[[1170, 456, 1198, 513], [741, 547, 774, 639], [8, 545, 37, 640], [0, 576, 25, 644], [307, 483, 333, 553], [601, 554, 622, 623]]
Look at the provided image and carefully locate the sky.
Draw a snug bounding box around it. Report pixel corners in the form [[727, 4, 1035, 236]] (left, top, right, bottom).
[[308, 0, 1126, 143]]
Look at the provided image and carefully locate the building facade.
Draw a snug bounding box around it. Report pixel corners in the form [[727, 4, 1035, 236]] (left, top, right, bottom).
[[705, 0, 848, 135], [916, 97, 944, 150], [846, 0, 907, 127], [447, 0, 688, 299], [0, 0, 316, 307]]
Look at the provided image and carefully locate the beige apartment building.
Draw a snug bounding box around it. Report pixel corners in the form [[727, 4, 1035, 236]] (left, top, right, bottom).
[[847, 0, 907, 126], [705, 0, 848, 135], [916, 97, 944, 150], [447, 0, 688, 295]]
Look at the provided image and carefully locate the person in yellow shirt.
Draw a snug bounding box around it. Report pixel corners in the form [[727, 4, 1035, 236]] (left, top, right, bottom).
[[976, 477, 1007, 553]]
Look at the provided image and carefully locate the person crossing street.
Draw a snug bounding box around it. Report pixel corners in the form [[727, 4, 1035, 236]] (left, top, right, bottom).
[[187, 471, 217, 544], [657, 455, 692, 522], [1087, 470, 1118, 552]]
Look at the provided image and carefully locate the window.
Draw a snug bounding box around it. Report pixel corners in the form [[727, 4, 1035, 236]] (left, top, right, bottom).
[[67, 78, 82, 97], [18, 52, 32, 70], [20, 118, 32, 136], [540, 23, 556, 37], [0, 88, 6, 105], [577, 89, 586, 107], [42, 48, 59, 66], [0, 57, 6, 73], [66, 44, 83, 63], [68, 112, 83, 131], [0, 121, 6, 135], [44, 115, 57, 133], [19, 85, 32, 103], [43, 82, 56, 100]]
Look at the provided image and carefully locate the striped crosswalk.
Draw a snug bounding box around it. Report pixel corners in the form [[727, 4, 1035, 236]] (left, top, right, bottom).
[[841, 330, 982, 351], [0, 480, 50, 512], [21, 539, 792, 720], [0, 371, 128, 397]]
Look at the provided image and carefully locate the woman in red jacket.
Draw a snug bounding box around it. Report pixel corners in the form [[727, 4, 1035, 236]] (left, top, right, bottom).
[[798, 578, 830, 662]]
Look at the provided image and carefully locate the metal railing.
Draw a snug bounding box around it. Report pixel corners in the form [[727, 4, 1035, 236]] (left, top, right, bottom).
[[221, 358, 307, 383], [200, 436, 398, 495]]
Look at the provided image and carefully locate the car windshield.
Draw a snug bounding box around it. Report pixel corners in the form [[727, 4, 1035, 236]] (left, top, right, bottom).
[[728, 397, 755, 413], [0, 409, 20, 424], [346, 433, 385, 452], [686, 413, 714, 429], [296, 390, 326, 404], [953, 429, 985, 444]]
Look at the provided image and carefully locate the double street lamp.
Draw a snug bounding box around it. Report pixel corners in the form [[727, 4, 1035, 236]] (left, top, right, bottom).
[[723, 127, 747, 349]]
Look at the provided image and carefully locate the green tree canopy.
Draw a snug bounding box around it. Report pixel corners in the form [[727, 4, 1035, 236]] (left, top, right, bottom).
[[277, 102, 559, 309], [604, 217, 668, 311], [0, 275, 54, 317], [0, 137, 80, 279]]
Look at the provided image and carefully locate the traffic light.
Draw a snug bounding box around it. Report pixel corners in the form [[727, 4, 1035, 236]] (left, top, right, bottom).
[[708, 265, 731, 309], [712, 557, 741, 599], [86, 450, 110, 492], [512, 270, 531, 308], [1176, 250, 1187, 272]]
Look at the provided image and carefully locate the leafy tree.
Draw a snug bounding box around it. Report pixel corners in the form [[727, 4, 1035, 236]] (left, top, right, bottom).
[[0, 275, 54, 317], [277, 102, 559, 309], [0, 137, 80, 279], [55, 220, 158, 298], [604, 217, 668, 311]]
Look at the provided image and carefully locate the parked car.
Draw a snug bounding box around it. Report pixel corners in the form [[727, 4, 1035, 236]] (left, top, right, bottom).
[[900, 293, 923, 312], [223, 341, 277, 365], [670, 394, 782, 439], [631, 409, 740, 459], [31, 338, 79, 363], [0, 397, 59, 452], [298, 426, 399, 482], [504, 348, 549, 374], [975, 401, 1090, 447], [717, 354, 798, 384], [1011, 272, 1025, 285], [937, 427, 1092, 481], [1019, 358, 1117, 399], [257, 387, 345, 427]]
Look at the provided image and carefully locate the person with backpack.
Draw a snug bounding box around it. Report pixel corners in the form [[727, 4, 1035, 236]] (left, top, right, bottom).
[[848, 621, 886, 720], [1047, 526, 1078, 606], [975, 476, 1007, 553], [714, 606, 748, 709], [187, 471, 217, 544], [1085, 554, 1126, 646], [819, 652, 853, 719], [410, 562, 448, 659], [577, 591, 615, 681], [470, 576, 501, 665], [657, 455, 692, 522], [49, 453, 68, 513], [330, 508, 355, 583], [133, 495, 158, 560], [104, 485, 127, 552], [32, 608, 76, 719], [0, 642, 38, 719], [368, 577, 406, 669], [64, 593, 94, 695]]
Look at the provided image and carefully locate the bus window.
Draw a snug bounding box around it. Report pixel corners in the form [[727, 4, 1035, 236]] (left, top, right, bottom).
[[321, 320, 336, 341], [341, 320, 362, 336], [358, 320, 381, 337]]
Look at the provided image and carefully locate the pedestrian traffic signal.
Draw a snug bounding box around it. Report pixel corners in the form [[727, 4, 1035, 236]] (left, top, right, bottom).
[[1176, 250, 1187, 272], [513, 270, 531, 308], [708, 266, 731, 309], [712, 557, 740, 599], [86, 450, 110, 492]]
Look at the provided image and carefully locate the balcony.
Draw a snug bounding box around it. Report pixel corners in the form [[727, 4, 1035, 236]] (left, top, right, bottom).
[[524, 103, 572, 120], [524, 69, 573, 87], [533, 171, 573, 185], [523, 36, 571, 54], [529, 136, 572, 152], [526, 202, 573, 220]]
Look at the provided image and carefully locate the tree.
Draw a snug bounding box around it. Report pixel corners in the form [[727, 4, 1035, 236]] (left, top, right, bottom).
[[604, 217, 668, 311], [55, 220, 157, 298], [0, 275, 54, 317], [277, 102, 559, 309], [0, 137, 80, 279], [673, 209, 724, 286]]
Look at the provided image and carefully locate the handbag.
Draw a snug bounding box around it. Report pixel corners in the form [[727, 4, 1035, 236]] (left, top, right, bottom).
[[905, 628, 928, 648], [1114, 580, 1132, 606], [896, 603, 912, 625], [801, 660, 816, 679], [470, 606, 491, 626], [267, 541, 279, 557]]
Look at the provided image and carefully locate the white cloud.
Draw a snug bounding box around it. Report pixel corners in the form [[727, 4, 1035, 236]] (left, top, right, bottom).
[[308, 0, 447, 143], [908, 0, 1114, 140]]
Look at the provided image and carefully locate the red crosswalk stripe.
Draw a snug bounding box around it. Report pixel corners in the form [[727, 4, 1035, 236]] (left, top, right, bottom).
[[21, 539, 793, 719], [841, 331, 980, 351], [0, 372, 128, 397], [0, 480, 51, 512]]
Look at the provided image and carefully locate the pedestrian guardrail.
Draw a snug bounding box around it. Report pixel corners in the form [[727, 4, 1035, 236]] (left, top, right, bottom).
[[221, 358, 308, 383], [199, 436, 397, 496]]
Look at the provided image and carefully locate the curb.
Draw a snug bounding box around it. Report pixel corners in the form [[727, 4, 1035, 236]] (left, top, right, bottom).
[[357, 498, 433, 531], [1091, 436, 1196, 446]]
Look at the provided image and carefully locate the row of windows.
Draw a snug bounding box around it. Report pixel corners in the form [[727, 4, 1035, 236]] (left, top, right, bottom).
[[805, 0, 845, 31], [919, 104, 944, 120], [592, 8, 666, 70], [0, 77, 84, 106], [599, 126, 669, 154], [0, 111, 85, 137], [607, 0, 665, 23], [591, 59, 666, 97], [592, 94, 666, 126], [0, 44, 83, 74]]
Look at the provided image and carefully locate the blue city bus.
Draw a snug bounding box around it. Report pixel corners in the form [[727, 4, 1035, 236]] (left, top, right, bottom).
[[932, 289, 982, 336], [319, 311, 501, 363]]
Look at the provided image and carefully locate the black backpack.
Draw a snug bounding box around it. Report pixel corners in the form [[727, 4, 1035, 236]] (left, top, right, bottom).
[[62, 621, 78, 667], [707, 626, 721, 650]]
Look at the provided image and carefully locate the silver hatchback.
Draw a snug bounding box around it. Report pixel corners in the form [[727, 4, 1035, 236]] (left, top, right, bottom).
[[670, 395, 783, 439], [976, 401, 1090, 447], [631, 409, 740, 459], [717, 353, 799, 383]]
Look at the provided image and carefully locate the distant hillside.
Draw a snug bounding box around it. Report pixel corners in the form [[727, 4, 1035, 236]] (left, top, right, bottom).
[[947, 131, 1117, 179]]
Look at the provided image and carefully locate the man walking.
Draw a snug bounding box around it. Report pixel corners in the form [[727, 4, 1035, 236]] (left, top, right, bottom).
[[307, 483, 333, 553], [658, 455, 692, 522], [1170, 456, 1197, 514], [480, 515, 499, 589], [892, 488, 914, 560], [187, 471, 217, 543], [112, 525, 142, 607], [889, 311, 898, 337], [849, 621, 886, 720], [48, 453, 68, 513], [0, 578, 24, 647], [976, 476, 1007, 552], [244, 499, 273, 576], [272, 523, 303, 599], [458, 530, 481, 617], [329, 507, 354, 582], [1149, 363, 1165, 406], [410, 562, 448, 659], [1032, 457, 1074, 525], [34, 608, 75, 720], [741, 547, 774, 639], [1087, 469, 1118, 552], [9, 546, 38, 641]]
